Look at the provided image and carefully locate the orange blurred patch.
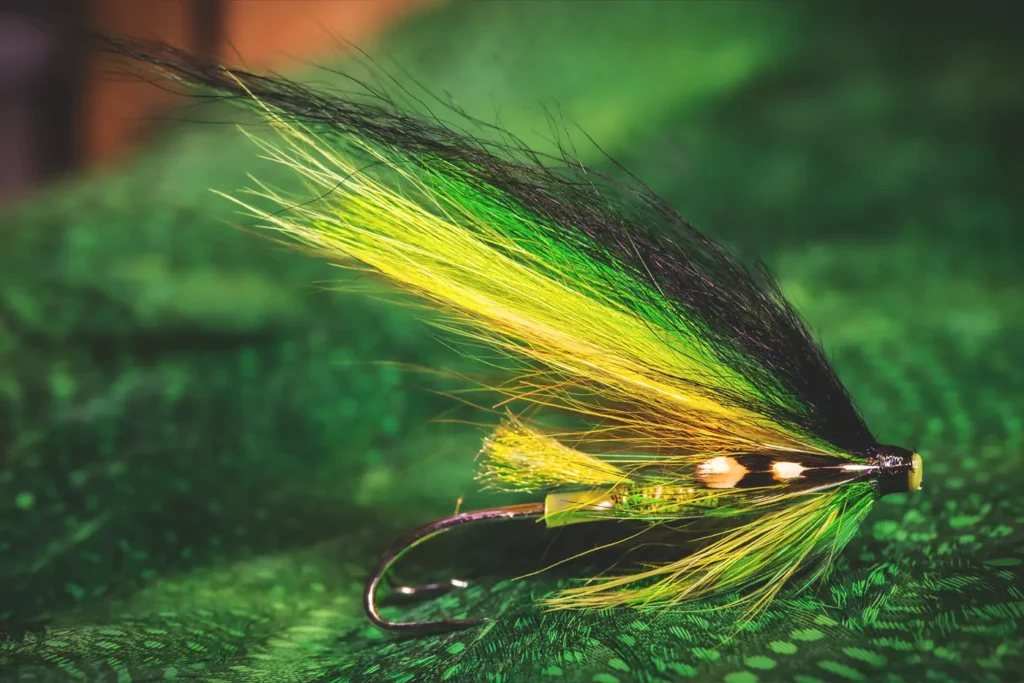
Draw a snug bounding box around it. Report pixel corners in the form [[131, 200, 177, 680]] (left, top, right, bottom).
[[82, 0, 434, 167]]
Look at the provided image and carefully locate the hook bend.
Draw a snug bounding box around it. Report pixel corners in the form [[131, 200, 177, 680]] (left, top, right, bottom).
[[364, 501, 545, 635]]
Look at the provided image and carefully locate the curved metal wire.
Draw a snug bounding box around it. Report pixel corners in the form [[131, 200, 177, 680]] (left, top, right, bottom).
[[364, 502, 546, 635]]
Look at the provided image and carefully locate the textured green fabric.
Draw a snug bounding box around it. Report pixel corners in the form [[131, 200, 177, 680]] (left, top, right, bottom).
[[1, 3, 1022, 681]]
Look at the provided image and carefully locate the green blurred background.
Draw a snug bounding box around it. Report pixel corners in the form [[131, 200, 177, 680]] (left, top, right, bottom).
[[1, 2, 1022, 681]]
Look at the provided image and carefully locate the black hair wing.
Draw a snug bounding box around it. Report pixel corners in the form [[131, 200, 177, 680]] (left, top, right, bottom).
[[96, 35, 877, 455]]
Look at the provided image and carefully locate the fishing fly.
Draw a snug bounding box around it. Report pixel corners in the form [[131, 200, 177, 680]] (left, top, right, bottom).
[[102, 36, 923, 637]]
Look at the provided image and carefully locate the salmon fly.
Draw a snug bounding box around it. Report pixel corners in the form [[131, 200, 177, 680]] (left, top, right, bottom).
[[101, 36, 923, 636]]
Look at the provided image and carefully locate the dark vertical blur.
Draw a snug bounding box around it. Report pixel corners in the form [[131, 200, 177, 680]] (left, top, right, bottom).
[[193, 0, 224, 59], [0, 0, 208, 203], [0, 0, 429, 205], [0, 1, 83, 202]]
